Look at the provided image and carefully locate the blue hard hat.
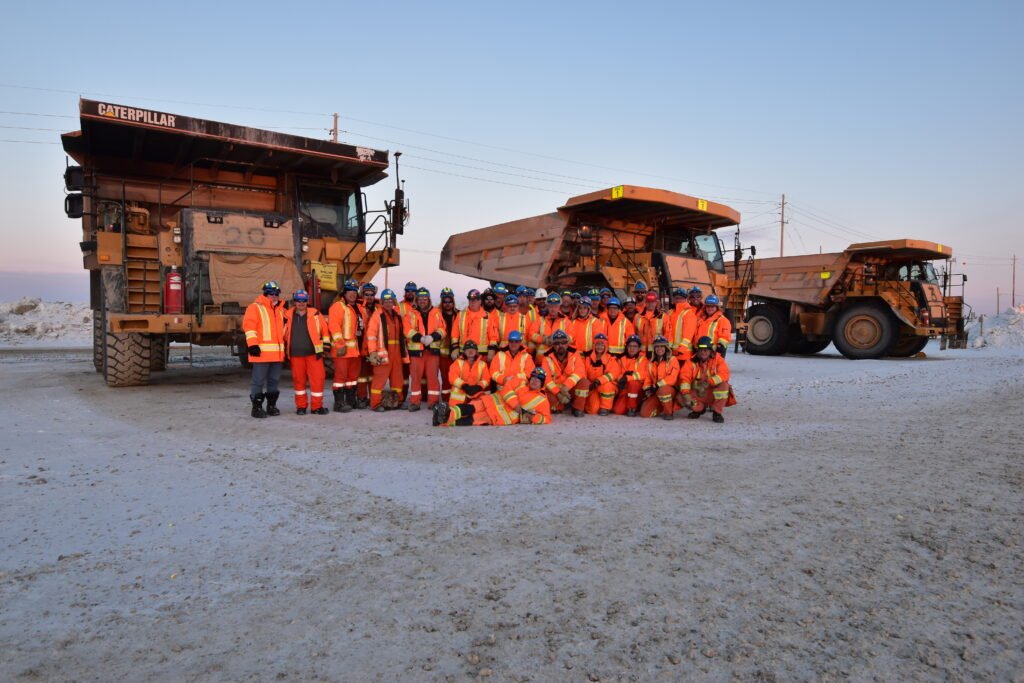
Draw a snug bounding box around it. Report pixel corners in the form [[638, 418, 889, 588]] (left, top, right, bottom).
[[508, 330, 524, 342], [705, 295, 720, 306], [494, 283, 508, 295], [343, 278, 360, 292], [673, 287, 687, 296], [607, 297, 621, 307], [525, 287, 536, 296], [504, 294, 519, 306], [262, 280, 281, 295], [626, 334, 642, 346], [440, 287, 455, 300], [653, 335, 670, 346], [361, 283, 377, 294], [404, 281, 418, 292], [529, 367, 547, 382], [293, 289, 309, 302], [381, 289, 397, 301], [688, 286, 703, 295], [594, 333, 608, 342], [551, 330, 569, 342], [547, 292, 561, 305], [599, 287, 612, 295], [515, 285, 527, 295], [633, 281, 648, 291], [416, 287, 431, 299]]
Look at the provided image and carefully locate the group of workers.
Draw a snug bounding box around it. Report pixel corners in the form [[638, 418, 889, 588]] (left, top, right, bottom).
[[242, 278, 735, 426]]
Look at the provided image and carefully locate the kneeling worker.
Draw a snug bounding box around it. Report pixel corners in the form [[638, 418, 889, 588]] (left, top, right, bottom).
[[680, 335, 734, 423]]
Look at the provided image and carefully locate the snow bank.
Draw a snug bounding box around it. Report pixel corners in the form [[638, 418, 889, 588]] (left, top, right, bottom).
[[966, 308, 1024, 348], [0, 298, 92, 346]]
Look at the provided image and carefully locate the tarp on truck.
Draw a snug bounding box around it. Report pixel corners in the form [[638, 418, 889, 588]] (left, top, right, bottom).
[[207, 254, 303, 307]]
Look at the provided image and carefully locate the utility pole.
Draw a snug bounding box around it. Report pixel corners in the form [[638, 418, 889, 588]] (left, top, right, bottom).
[[779, 193, 786, 257], [331, 113, 339, 143], [996, 287, 1001, 313], [1013, 254, 1017, 308]]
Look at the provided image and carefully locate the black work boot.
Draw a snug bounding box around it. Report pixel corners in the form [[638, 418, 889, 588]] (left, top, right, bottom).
[[333, 388, 345, 413], [356, 394, 369, 410], [626, 408, 638, 417], [296, 407, 307, 415], [339, 388, 354, 413], [312, 407, 330, 415], [347, 388, 358, 411], [687, 410, 704, 419], [251, 394, 267, 418], [712, 412, 725, 424], [265, 391, 281, 416], [662, 411, 675, 421], [572, 408, 584, 417]]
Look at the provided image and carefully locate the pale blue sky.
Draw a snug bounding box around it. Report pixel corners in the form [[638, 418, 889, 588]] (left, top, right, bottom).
[[1, 1, 1020, 311]]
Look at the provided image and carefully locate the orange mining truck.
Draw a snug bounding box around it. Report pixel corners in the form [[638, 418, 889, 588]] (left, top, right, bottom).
[[61, 99, 406, 386], [742, 240, 966, 359], [440, 185, 754, 312]]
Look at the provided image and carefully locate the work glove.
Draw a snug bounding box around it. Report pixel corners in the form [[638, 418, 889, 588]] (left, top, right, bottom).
[[247, 345, 261, 357], [315, 352, 323, 360], [617, 376, 628, 391], [465, 384, 481, 396], [557, 388, 571, 405], [716, 343, 727, 357], [643, 387, 655, 399], [423, 333, 435, 346], [450, 348, 460, 360], [368, 351, 380, 366]]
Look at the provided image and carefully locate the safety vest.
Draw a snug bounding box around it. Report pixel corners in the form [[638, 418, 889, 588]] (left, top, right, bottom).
[[242, 295, 285, 362], [603, 314, 635, 355], [697, 310, 733, 348], [668, 306, 698, 357], [453, 308, 489, 351], [571, 315, 607, 353], [404, 306, 446, 354], [283, 307, 329, 356], [327, 300, 360, 358], [488, 311, 528, 350]]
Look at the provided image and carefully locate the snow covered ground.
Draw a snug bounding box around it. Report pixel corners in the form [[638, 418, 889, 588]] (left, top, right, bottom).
[[0, 298, 91, 347], [1, 338, 1021, 681]]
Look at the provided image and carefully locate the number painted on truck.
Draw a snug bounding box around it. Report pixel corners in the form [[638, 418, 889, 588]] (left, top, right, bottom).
[[697, 198, 708, 211], [611, 186, 624, 200]]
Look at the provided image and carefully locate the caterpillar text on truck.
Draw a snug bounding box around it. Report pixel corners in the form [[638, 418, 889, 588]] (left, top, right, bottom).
[[61, 99, 407, 386]]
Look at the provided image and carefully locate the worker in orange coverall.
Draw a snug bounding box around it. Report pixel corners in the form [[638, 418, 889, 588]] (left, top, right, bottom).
[[404, 287, 446, 412], [539, 329, 584, 414], [283, 289, 331, 415], [680, 335, 735, 423], [327, 278, 362, 413], [639, 335, 680, 420], [489, 329, 535, 392], [613, 334, 649, 417], [366, 288, 407, 411], [696, 295, 733, 357], [434, 366, 552, 427], [447, 340, 491, 406], [575, 333, 622, 416]]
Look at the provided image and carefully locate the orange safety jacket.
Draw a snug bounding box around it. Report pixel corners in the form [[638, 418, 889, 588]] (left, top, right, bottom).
[[451, 308, 489, 352], [618, 353, 650, 385], [570, 315, 608, 353], [697, 309, 733, 348], [448, 357, 491, 403], [667, 305, 699, 358], [283, 306, 330, 357], [580, 349, 622, 392], [366, 308, 406, 363], [327, 300, 360, 358], [528, 314, 573, 357], [404, 306, 447, 355], [681, 354, 730, 390], [490, 347, 535, 388], [540, 349, 584, 395], [438, 307, 458, 355], [397, 299, 416, 317], [487, 311, 528, 351], [645, 355, 680, 391], [505, 385, 552, 425], [358, 303, 376, 355], [635, 311, 668, 355], [602, 314, 636, 356], [242, 295, 286, 362]]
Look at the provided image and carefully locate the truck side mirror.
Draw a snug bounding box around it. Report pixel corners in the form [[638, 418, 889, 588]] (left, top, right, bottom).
[[750, 245, 757, 256], [962, 274, 967, 283]]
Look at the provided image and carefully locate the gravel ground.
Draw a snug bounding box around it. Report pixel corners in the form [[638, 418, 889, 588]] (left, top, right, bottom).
[[1, 343, 1021, 682]]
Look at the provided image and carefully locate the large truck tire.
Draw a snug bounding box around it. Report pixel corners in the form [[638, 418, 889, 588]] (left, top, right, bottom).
[[92, 312, 104, 373], [833, 304, 896, 360], [104, 332, 152, 387], [788, 335, 832, 355], [150, 335, 167, 372], [744, 304, 790, 355], [888, 335, 929, 357]]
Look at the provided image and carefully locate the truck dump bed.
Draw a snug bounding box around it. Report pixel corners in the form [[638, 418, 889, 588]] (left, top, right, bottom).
[[749, 252, 851, 306]]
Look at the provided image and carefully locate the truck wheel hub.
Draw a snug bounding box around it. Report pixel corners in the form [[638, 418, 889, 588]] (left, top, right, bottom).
[[748, 317, 774, 344], [845, 315, 882, 348]]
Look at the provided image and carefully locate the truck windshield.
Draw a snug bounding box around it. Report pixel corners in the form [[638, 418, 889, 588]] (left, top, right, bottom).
[[297, 185, 362, 240], [694, 233, 725, 273], [897, 262, 939, 284]]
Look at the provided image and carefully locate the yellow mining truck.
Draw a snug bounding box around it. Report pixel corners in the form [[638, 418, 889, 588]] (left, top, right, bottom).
[[743, 240, 966, 359], [61, 99, 406, 386], [440, 185, 755, 312]]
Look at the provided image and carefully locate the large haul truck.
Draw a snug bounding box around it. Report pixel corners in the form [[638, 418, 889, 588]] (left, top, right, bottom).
[[743, 240, 966, 359], [439, 185, 755, 314], [61, 99, 406, 386]]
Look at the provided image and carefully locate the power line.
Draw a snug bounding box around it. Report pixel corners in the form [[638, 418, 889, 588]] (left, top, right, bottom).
[[404, 154, 601, 190], [0, 139, 61, 145], [0, 110, 75, 118], [402, 163, 568, 194], [786, 202, 877, 240], [0, 124, 65, 132]]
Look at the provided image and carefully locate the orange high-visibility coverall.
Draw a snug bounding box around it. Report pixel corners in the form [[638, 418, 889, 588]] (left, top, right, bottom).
[[527, 313, 572, 358], [450, 307, 489, 356], [601, 313, 635, 356], [283, 306, 330, 410], [569, 315, 607, 354], [404, 306, 447, 407], [356, 303, 375, 400], [489, 347, 535, 391], [242, 295, 286, 362], [635, 311, 668, 357], [575, 349, 622, 413], [540, 349, 584, 413], [613, 352, 650, 415], [697, 309, 733, 349], [640, 356, 680, 417], [448, 357, 490, 405], [366, 307, 406, 408], [446, 384, 552, 426], [487, 311, 528, 352], [327, 299, 361, 393], [679, 354, 733, 414], [438, 308, 457, 402], [667, 305, 699, 359]]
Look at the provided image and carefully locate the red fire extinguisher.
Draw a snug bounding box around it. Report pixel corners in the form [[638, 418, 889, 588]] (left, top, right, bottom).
[[305, 270, 322, 310], [164, 266, 184, 314]]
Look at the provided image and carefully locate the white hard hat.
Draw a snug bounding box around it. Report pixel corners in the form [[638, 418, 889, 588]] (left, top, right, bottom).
[[535, 288, 548, 300]]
